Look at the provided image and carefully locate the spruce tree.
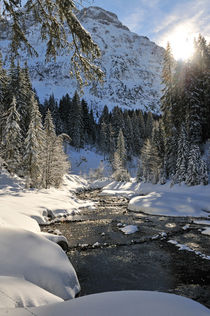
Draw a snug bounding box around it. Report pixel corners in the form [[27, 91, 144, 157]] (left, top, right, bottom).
[[161, 42, 175, 131], [51, 135, 70, 188], [141, 138, 160, 183], [160, 42, 178, 178], [112, 129, 129, 181], [42, 109, 70, 188], [8, 62, 34, 138], [100, 122, 109, 155], [3, 97, 22, 175], [24, 95, 44, 188], [185, 144, 206, 186], [132, 112, 143, 155], [190, 35, 210, 143], [110, 106, 124, 149], [68, 91, 82, 149], [123, 111, 134, 158], [145, 112, 154, 139], [42, 109, 57, 189], [138, 110, 145, 139], [152, 120, 166, 183], [185, 62, 202, 145], [59, 93, 72, 133], [81, 99, 90, 143], [173, 125, 189, 183]]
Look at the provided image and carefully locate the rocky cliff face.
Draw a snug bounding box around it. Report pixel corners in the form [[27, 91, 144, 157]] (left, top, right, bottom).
[[0, 6, 164, 113]]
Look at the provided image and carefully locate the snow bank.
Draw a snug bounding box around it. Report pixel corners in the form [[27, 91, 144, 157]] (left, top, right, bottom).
[[1, 291, 209, 316], [101, 179, 210, 218], [128, 189, 210, 217], [101, 179, 141, 198], [193, 220, 210, 236], [0, 276, 63, 308], [0, 228, 80, 300], [0, 170, 91, 230], [0, 170, 83, 307]]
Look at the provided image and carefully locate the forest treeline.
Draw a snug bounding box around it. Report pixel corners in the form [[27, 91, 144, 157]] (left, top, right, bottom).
[[0, 35, 209, 187]]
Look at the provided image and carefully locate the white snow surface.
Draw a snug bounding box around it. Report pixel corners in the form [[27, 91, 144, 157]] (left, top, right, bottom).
[[1, 291, 209, 316], [0, 276, 63, 308], [0, 169, 93, 307], [0, 228, 80, 300], [193, 220, 210, 236], [119, 225, 139, 235], [0, 169, 92, 230], [1, 165, 210, 312], [100, 179, 210, 218], [68, 145, 112, 177]]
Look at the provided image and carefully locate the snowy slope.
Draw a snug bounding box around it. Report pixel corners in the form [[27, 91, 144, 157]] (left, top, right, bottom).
[[0, 6, 164, 113], [1, 291, 209, 316], [0, 169, 95, 307]]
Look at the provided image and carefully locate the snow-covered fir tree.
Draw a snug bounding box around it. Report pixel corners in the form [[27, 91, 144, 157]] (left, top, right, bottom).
[[51, 135, 70, 188], [24, 95, 45, 188], [173, 125, 189, 184], [112, 129, 129, 181], [185, 144, 208, 186], [138, 119, 163, 184], [141, 139, 158, 183], [42, 109, 57, 189], [2, 97, 22, 175], [42, 109, 70, 188]]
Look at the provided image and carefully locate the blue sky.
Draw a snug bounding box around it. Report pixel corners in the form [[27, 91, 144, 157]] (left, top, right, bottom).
[[88, 0, 209, 52]]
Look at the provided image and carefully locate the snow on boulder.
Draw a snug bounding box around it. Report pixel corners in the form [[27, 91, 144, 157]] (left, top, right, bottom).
[[119, 225, 138, 235], [0, 276, 63, 308], [39, 232, 69, 251], [0, 291, 209, 316], [0, 228, 80, 300]]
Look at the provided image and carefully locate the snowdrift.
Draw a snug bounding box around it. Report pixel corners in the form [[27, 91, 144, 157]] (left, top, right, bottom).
[[1, 291, 209, 316]]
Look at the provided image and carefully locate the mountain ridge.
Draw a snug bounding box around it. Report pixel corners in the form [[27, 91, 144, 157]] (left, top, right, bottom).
[[0, 6, 165, 114]]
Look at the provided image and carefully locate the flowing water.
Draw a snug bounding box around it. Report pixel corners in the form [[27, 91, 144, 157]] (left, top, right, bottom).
[[41, 189, 210, 308]]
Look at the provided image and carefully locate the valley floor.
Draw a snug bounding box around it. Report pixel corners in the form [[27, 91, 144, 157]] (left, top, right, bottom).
[[0, 169, 209, 315]]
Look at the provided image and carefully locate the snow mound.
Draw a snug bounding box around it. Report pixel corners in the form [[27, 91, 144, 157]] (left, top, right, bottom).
[[0, 276, 63, 308], [193, 220, 210, 236], [0, 228, 80, 300], [1, 291, 209, 316], [119, 225, 138, 235], [126, 182, 210, 217]]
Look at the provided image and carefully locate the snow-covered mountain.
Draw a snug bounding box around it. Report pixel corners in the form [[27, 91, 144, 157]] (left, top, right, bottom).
[[0, 6, 164, 113]]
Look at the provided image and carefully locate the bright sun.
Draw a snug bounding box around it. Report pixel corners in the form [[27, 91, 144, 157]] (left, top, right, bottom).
[[164, 26, 197, 61], [170, 35, 194, 60]]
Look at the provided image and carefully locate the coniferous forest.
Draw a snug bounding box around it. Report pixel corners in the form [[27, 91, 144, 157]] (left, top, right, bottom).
[[0, 35, 209, 187]]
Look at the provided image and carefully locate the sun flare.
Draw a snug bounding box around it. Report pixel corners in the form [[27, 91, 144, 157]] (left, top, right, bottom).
[[164, 25, 197, 61], [170, 34, 194, 61]]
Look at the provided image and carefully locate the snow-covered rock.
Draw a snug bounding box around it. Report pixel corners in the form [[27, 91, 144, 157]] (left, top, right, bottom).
[[119, 225, 138, 235], [0, 6, 164, 113], [0, 228, 80, 300], [0, 291, 209, 316]]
